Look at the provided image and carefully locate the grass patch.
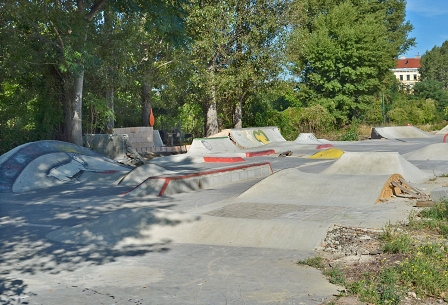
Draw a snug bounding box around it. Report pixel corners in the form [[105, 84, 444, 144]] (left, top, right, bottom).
[[307, 201, 448, 304], [297, 256, 326, 269]]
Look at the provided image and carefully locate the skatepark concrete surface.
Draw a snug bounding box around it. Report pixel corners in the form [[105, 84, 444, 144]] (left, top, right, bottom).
[[1, 128, 448, 304]]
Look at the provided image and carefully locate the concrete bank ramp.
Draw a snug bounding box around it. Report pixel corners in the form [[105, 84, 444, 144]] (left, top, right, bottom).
[[122, 162, 273, 197], [436, 125, 448, 135], [371, 126, 432, 139], [294, 133, 331, 145], [45, 207, 325, 250], [321, 152, 433, 183], [403, 143, 448, 160], [229, 126, 286, 148], [119, 163, 175, 186], [237, 168, 404, 206], [0, 140, 131, 193], [186, 137, 241, 155]]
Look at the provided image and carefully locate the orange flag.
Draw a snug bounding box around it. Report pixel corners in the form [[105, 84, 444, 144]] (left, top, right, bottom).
[[149, 108, 155, 127]]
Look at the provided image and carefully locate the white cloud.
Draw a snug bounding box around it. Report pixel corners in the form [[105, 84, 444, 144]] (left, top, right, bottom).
[[407, 0, 448, 17]]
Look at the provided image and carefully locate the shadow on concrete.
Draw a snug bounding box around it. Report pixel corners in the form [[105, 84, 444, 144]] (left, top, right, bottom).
[[0, 184, 190, 304]]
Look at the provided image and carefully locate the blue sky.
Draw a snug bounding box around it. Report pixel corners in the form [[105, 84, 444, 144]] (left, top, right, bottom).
[[404, 0, 448, 57]]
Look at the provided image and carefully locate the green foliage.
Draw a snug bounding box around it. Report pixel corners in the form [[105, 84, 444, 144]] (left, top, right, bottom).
[[278, 105, 336, 140], [420, 41, 448, 89], [297, 256, 326, 269], [178, 102, 204, 138], [387, 98, 438, 125], [323, 266, 346, 285], [338, 119, 360, 141], [289, 0, 406, 124], [83, 93, 115, 134], [413, 80, 448, 115]]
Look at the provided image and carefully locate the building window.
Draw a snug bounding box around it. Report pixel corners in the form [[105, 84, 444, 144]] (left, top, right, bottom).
[[407, 74, 410, 81], [400, 75, 403, 81], [414, 74, 418, 80]]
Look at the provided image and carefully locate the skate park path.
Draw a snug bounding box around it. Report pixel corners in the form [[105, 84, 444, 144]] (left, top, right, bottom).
[[1, 130, 447, 304]]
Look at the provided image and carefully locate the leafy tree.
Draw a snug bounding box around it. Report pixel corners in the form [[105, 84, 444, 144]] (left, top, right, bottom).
[[288, 0, 414, 125], [185, 0, 291, 136], [1, 0, 186, 146], [412, 79, 448, 117], [420, 41, 448, 90]]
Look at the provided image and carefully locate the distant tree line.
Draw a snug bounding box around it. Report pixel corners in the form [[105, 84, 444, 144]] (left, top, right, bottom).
[[0, 0, 447, 154]]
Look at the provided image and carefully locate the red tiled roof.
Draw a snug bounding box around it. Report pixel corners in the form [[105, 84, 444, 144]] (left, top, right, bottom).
[[396, 57, 421, 69]]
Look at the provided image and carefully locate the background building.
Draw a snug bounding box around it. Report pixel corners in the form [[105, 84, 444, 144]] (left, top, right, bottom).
[[391, 56, 421, 90]]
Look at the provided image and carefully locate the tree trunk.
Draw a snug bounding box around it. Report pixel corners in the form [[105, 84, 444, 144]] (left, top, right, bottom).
[[106, 87, 114, 132], [141, 73, 152, 127], [233, 100, 242, 129], [70, 71, 84, 146], [206, 85, 219, 136]]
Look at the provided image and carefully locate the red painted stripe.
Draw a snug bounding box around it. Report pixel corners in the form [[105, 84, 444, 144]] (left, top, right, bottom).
[[158, 178, 172, 197], [316, 144, 333, 149], [245, 150, 276, 157], [203, 156, 245, 163]]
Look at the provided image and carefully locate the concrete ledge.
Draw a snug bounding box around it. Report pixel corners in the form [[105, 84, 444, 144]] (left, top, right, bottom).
[[431, 187, 448, 202], [245, 150, 276, 157], [122, 162, 273, 197]]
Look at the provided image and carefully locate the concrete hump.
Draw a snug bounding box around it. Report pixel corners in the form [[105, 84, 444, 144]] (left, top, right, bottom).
[[436, 125, 448, 135], [186, 137, 240, 155], [229, 127, 285, 149], [0, 140, 131, 193], [237, 168, 405, 206], [122, 162, 273, 197], [308, 148, 344, 159], [45, 207, 328, 250], [294, 133, 331, 145], [403, 143, 448, 160], [119, 163, 174, 186], [371, 126, 432, 139], [321, 151, 432, 183]]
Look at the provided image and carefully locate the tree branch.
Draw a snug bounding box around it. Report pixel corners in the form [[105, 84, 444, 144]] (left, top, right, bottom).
[[85, 0, 107, 21]]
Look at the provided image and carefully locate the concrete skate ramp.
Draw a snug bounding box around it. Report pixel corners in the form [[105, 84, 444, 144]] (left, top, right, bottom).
[[436, 125, 448, 135], [46, 207, 326, 250], [371, 126, 432, 139], [321, 152, 432, 183], [229, 127, 286, 148], [119, 163, 175, 186], [403, 143, 448, 160], [294, 133, 331, 145], [0, 140, 131, 193], [122, 162, 273, 197], [237, 168, 405, 206], [153, 130, 164, 147], [187, 137, 241, 155]]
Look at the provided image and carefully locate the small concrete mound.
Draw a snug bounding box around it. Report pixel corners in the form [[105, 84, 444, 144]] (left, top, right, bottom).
[[371, 126, 432, 139], [436, 125, 448, 135], [0, 140, 131, 193], [321, 152, 432, 183], [294, 133, 331, 145], [45, 207, 325, 250], [122, 162, 273, 197], [403, 143, 448, 160], [119, 163, 174, 186], [237, 168, 405, 206], [186, 137, 241, 155]]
